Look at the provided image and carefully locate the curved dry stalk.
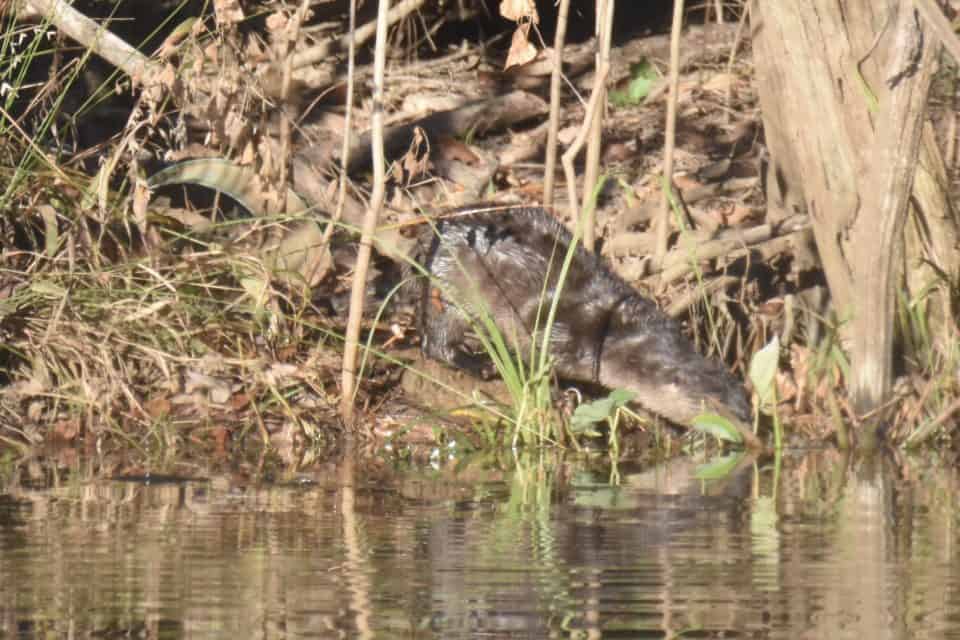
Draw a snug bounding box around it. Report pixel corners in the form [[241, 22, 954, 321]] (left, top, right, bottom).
[[562, 63, 609, 223], [542, 0, 571, 209], [340, 0, 390, 424], [723, 3, 750, 125], [279, 0, 311, 197], [654, 0, 685, 267], [580, 0, 615, 251], [325, 0, 358, 248]]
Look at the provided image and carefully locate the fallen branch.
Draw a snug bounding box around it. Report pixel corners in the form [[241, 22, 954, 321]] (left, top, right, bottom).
[[25, 0, 163, 86], [652, 215, 810, 284], [291, 0, 427, 71], [345, 90, 548, 173], [664, 275, 740, 318]]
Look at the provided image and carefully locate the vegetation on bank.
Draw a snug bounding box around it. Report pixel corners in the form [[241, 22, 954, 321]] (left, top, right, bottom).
[[1, 0, 958, 463]]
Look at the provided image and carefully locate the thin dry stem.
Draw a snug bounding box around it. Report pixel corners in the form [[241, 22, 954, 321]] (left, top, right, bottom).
[[340, 0, 390, 424], [542, 0, 571, 209], [654, 0, 685, 267], [326, 0, 358, 244], [279, 0, 311, 197], [563, 63, 609, 223], [580, 0, 615, 251]]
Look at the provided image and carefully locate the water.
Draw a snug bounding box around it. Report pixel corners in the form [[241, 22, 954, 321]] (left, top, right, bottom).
[[1, 448, 959, 638]]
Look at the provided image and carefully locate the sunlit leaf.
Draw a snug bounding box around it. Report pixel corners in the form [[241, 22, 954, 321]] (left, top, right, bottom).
[[691, 412, 743, 443], [749, 335, 780, 411], [570, 389, 636, 433], [610, 60, 657, 106]]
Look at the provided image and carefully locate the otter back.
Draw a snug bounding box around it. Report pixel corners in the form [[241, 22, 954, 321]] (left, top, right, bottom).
[[410, 205, 757, 446]]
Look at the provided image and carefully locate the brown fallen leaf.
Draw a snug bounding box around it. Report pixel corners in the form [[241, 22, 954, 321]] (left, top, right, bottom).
[[726, 203, 754, 225], [144, 396, 172, 419], [212, 425, 230, 455], [499, 0, 539, 22], [505, 23, 537, 70], [50, 419, 82, 442], [230, 393, 252, 411]]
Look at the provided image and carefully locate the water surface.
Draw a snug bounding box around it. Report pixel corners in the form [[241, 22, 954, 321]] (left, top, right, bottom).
[[2, 449, 958, 638]]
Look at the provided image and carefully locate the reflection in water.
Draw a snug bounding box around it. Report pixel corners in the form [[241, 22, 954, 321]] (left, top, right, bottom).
[[1, 450, 959, 638]]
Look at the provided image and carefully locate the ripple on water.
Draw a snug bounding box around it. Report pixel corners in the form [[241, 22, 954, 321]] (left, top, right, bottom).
[[2, 451, 960, 638]]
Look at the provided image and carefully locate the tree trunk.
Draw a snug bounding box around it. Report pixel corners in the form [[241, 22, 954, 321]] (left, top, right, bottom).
[[751, 2, 945, 419]]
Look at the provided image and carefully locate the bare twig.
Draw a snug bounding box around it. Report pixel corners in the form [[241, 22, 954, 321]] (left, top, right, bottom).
[[562, 63, 609, 224], [340, 0, 390, 424], [654, 0, 685, 267], [580, 0, 615, 251], [280, 0, 311, 202], [654, 218, 810, 284], [542, 0, 571, 209], [25, 0, 162, 86], [665, 275, 740, 318], [325, 0, 358, 249], [723, 2, 750, 124], [291, 0, 426, 70]]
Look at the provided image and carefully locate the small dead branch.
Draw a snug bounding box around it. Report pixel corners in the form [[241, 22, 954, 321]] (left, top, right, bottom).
[[346, 91, 548, 173], [25, 0, 163, 89], [341, 0, 390, 424], [652, 215, 810, 285], [290, 0, 427, 72], [664, 275, 741, 318], [562, 63, 609, 225], [325, 0, 359, 257], [542, 0, 571, 208], [580, 0, 615, 251], [654, 0, 685, 267]]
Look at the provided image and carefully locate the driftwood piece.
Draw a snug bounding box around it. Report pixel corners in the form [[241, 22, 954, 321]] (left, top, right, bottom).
[[652, 215, 809, 284], [345, 91, 548, 173]]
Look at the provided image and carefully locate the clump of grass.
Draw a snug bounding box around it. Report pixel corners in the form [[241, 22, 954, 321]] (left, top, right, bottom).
[[0, 11, 356, 459]]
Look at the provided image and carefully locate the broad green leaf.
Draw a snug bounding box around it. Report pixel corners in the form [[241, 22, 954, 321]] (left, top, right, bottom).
[[691, 412, 743, 443], [610, 60, 657, 106], [570, 389, 636, 433]]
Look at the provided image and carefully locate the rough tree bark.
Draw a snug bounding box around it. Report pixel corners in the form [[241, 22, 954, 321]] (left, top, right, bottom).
[[751, 2, 953, 422]]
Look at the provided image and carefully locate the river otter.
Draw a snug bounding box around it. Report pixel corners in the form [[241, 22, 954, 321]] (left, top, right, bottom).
[[409, 205, 758, 447]]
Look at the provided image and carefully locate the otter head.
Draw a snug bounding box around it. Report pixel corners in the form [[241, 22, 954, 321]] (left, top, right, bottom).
[[597, 315, 757, 447]]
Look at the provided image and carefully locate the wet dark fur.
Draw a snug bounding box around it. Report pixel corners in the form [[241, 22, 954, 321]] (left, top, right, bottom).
[[409, 205, 755, 443]]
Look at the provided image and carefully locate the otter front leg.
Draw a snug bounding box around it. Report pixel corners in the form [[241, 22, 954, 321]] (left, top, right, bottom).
[[420, 293, 498, 379]]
